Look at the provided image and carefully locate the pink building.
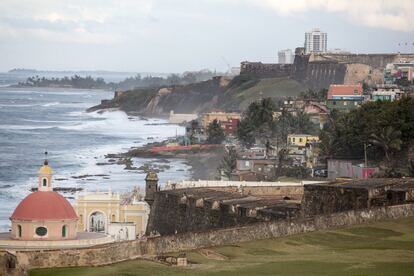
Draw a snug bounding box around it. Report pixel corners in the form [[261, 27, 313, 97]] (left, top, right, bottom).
[[10, 160, 78, 240]]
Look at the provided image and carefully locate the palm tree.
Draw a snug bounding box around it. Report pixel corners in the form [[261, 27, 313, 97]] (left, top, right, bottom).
[[370, 126, 402, 163]]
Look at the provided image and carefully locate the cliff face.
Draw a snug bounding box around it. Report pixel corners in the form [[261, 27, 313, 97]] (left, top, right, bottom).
[[144, 77, 226, 115], [87, 75, 304, 115]]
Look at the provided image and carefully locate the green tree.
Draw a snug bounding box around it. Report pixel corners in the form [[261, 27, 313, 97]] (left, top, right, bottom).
[[206, 119, 225, 144], [237, 98, 276, 146], [218, 146, 238, 179], [370, 126, 402, 163], [188, 120, 199, 144], [237, 119, 255, 147]]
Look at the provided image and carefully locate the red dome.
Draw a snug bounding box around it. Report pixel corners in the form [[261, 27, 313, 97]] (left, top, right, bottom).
[[11, 191, 78, 221]]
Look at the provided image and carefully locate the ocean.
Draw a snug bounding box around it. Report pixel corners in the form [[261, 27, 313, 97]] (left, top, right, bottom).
[[0, 87, 189, 232]]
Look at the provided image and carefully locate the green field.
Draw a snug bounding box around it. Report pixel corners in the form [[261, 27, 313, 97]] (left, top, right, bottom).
[[31, 217, 414, 276]]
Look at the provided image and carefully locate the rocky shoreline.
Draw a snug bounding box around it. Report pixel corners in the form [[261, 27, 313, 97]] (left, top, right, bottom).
[[99, 140, 225, 180]]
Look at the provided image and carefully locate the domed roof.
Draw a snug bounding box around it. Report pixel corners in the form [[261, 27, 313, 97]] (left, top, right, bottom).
[[11, 191, 77, 221], [38, 164, 53, 175]]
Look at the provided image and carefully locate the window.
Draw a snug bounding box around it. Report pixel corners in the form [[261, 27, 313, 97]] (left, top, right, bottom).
[[344, 101, 347, 106], [62, 225, 67, 238], [292, 138, 296, 142], [111, 214, 116, 222], [299, 138, 303, 143], [42, 178, 47, 187], [35, 227, 47, 236], [17, 225, 22, 238]]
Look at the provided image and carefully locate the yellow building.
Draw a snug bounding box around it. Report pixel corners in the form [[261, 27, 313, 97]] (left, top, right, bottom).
[[202, 112, 241, 128], [287, 134, 319, 147], [74, 191, 149, 238]]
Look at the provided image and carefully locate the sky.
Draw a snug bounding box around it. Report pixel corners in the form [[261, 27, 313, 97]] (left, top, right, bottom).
[[0, 0, 413, 73]]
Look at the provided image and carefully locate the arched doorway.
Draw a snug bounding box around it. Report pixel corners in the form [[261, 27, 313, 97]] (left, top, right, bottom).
[[89, 211, 106, 232]]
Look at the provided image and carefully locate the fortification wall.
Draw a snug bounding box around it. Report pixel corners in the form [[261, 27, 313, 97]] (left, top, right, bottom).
[[310, 53, 414, 69], [163, 180, 316, 190], [146, 191, 259, 236], [8, 204, 414, 273], [240, 62, 292, 78], [241, 52, 414, 89], [343, 63, 384, 85], [147, 185, 304, 236], [0, 251, 17, 276]]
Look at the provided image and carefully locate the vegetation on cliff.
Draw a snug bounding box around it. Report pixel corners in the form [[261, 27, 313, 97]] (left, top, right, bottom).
[[88, 75, 306, 116], [218, 75, 306, 111]]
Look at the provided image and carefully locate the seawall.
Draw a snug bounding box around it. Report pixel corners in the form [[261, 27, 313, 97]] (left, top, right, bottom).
[[4, 203, 414, 274]]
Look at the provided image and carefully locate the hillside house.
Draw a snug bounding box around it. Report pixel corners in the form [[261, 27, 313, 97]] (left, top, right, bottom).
[[326, 84, 365, 112]]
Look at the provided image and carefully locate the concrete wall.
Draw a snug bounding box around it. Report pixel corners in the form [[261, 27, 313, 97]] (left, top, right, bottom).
[[8, 203, 414, 273], [328, 159, 379, 180], [168, 111, 198, 124]]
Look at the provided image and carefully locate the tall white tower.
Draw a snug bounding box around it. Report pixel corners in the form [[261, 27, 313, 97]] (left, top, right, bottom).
[[305, 28, 327, 54]]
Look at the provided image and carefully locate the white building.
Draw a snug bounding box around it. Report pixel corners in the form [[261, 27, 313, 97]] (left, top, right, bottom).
[[371, 87, 404, 101], [278, 49, 294, 64], [305, 28, 327, 54]]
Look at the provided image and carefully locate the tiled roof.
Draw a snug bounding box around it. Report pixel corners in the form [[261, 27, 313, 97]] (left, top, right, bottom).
[[327, 84, 363, 99]]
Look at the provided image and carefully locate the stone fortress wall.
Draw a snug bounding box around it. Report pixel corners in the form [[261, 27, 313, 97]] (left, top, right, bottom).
[[3, 203, 414, 275], [240, 48, 414, 89]]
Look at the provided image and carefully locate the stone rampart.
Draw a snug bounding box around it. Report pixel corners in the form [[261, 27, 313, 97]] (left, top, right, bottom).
[[163, 180, 322, 190], [241, 51, 414, 89], [8, 203, 414, 273], [240, 62, 292, 78]]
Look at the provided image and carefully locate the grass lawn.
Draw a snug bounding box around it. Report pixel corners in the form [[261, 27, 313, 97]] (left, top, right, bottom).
[[31, 216, 414, 276]]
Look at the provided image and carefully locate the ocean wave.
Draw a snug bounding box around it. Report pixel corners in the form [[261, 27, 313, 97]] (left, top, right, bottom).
[[0, 124, 55, 130], [0, 103, 36, 107], [58, 110, 185, 139], [21, 118, 76, 124], [41, 101, 60, 107]]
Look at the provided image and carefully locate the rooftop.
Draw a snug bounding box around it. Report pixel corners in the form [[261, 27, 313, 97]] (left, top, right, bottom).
[[327, 84, 363, 99]]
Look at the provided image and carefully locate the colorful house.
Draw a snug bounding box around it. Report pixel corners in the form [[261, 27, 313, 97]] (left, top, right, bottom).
[[327, 84, 364, 100], [202, 112, 240, 127], [287, 134, 319, 147], [326, 84, 365, 112]]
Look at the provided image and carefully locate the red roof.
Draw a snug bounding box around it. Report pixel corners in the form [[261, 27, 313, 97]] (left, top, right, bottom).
[[327, 84, 363, 99], [11, 191, 78, 221]]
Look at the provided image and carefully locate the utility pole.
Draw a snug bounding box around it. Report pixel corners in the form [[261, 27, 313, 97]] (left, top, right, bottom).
[[364, 143, 368, 167]]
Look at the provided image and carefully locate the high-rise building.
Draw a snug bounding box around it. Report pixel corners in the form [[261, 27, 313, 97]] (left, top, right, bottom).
[[278, 49, 294, 64], [305, 28, 327, 54]]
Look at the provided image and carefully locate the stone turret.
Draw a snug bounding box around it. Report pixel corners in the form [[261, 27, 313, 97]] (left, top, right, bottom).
[[145, 171, 159, 206]]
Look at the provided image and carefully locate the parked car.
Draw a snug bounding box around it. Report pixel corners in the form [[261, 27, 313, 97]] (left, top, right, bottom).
[[314, 168, 328, 177]]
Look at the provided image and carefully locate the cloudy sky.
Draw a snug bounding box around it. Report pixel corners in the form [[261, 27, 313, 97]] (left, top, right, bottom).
[[0, 0, 413, 73]]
